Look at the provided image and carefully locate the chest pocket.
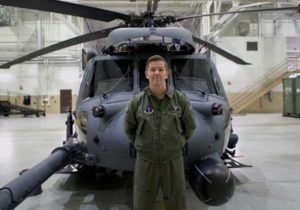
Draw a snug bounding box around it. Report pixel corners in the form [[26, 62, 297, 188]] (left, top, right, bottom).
[[160, 108, 186, 151], [166, 102, 183, 133], [163, 111, 183, 134], [134, 115, 154, 151]]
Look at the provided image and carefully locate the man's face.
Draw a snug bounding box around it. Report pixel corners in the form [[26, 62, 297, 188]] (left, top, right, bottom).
[[145, 60, 168, 87]]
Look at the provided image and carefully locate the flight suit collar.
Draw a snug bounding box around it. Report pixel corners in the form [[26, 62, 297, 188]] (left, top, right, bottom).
[[145, 86, 174, 99]]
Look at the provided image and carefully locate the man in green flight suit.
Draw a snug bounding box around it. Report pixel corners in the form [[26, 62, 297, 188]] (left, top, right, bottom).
[[124, 55, 196, 210]]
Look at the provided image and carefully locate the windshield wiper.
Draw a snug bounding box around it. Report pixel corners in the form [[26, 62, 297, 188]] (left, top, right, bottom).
[[173, 70, 208, 98], [102, 69, 131, 99]]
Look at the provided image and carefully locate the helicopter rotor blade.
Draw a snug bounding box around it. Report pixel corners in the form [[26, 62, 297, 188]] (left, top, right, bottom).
[[176, 6, 299, 22], [0, 25, 121, 69], [192, 36, 250, 65], [0, 0, 130, 22]]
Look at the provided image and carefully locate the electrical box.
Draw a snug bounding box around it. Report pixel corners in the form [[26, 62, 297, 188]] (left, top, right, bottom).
[[41, 96, 50, 106]]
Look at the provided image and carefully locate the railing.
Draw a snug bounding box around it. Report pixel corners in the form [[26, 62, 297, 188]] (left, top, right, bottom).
[[230, 57, 300, 113], [230, 60, 286, 102], [288, 57, 300, 71]]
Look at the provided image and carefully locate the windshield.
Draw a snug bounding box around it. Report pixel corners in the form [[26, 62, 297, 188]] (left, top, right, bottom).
[[171, 58, 216, 94], [93, 59, 133, 96]]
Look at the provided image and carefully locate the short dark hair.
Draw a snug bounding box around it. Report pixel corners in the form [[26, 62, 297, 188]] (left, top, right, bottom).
[[145, 55, 168, 71]]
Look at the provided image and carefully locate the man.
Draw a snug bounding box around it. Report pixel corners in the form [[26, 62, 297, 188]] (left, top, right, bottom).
[[124, 55, 196, 210]]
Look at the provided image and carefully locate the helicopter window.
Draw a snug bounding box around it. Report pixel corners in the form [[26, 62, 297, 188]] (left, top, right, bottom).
[[139, 59, 148, 90], [171, 59, 216, 94], [92, 60, 133, 96]]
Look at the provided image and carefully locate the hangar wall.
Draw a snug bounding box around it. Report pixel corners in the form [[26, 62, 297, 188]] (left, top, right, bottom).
[[217, 36, 286, 92], [214, 17, 300, 113], [0, 9, 299, 114], [0, 12, 82, 113], [0, 64, 81, 113]]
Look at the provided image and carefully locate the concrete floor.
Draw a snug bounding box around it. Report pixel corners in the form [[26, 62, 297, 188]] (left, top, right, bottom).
[[0, 113, 300, 210]]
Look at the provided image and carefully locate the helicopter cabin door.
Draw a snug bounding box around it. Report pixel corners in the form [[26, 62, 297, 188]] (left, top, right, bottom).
[[60, 89, 72, 113]]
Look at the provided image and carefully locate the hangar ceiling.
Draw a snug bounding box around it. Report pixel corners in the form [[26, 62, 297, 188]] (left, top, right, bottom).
[[0, 0, 299, 64]]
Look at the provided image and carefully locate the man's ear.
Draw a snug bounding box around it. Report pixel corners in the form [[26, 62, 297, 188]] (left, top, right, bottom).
[[165, 70, 169, 79], [145, 70, 149, 79]]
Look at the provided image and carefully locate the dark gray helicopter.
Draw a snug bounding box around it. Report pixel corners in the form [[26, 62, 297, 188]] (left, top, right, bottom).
[[0, 1, 298, 210]]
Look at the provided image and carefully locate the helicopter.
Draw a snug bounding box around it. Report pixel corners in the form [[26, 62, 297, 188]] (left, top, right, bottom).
[[0, 1, 299, 210]]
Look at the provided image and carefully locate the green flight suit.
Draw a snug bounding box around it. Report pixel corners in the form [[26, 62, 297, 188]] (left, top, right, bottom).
[[124, 86, 196, 210]]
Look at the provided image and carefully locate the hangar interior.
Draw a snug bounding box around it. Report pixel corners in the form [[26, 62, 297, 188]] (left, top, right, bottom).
[[0, 0, 299, 114], [0, 0, 300, 210]]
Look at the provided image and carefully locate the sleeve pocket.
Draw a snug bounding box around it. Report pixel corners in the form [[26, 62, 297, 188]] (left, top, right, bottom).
[[136, 118, 145, 135]]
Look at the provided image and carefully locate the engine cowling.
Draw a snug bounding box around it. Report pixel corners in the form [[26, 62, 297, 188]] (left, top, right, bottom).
[[189, 158, 235, 206]]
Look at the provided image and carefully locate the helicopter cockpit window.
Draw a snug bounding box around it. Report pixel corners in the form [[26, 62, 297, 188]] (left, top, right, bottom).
[[92, 60, 133, 96], [171, 59, 216, 94], [139, 59, 148, 90]]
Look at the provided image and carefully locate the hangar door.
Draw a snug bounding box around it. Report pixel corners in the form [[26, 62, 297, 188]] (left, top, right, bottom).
[[60, 89, 72, 113]]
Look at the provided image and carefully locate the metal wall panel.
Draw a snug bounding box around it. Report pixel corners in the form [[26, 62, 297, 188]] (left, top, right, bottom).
[[295, 77, 300, 115], [283, 78, 294, 115]]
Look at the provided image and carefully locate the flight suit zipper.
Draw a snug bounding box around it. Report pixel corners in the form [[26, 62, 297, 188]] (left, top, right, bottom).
[[151, 96, 163, 163]]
